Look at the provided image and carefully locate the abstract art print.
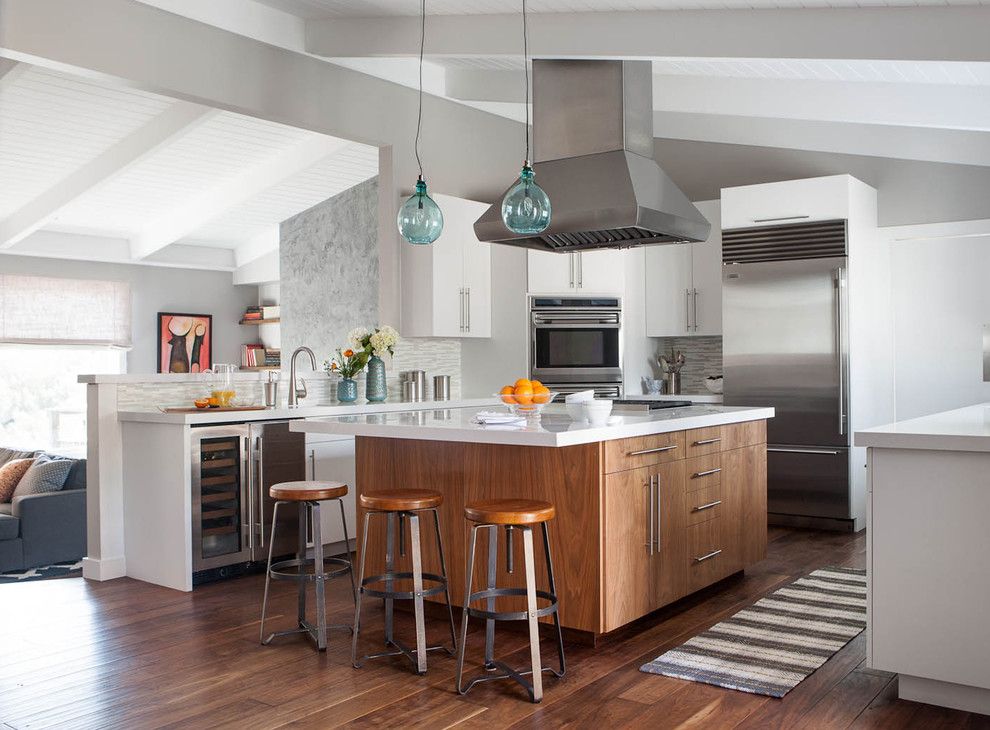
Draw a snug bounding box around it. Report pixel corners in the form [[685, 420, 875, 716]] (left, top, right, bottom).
[[157, 312, 212, 373]]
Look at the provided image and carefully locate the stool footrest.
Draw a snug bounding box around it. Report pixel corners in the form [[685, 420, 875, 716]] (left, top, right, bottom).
[[360, 570, 449, 600], [457, 659, 564, 702], [465, 587, 559, 621], [269, 556, 352, 582], [262, 619, 353, 648]]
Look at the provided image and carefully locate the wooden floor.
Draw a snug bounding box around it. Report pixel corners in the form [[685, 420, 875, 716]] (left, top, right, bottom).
[[2, 528, 987, 729]]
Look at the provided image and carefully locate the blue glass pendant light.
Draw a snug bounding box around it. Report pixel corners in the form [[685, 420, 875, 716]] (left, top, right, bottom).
[[501, 0, 551, 235], [397, 0, 443, 245]]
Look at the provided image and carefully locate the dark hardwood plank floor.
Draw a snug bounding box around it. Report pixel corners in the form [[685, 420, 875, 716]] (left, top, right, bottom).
[[1, 527, 985, 729]]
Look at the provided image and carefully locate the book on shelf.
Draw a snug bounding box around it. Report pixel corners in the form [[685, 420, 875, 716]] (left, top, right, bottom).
[[241, 344, 280, 368]]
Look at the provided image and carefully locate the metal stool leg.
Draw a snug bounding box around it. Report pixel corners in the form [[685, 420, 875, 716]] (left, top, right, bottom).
[[297, 501, 307, 627], [384, 511, 396, 645], [351, 511, 372, 668], [432, 508, 457, 655], [484, 525, 498, 669], [542, 522, 566, 678], [409, 512, 428, 674], [339, 498, 357, 604], [312, 502, 327, 650], [456, 523, 480, 694], [522, 526, 543, 703], [259, 501, 281, 644]]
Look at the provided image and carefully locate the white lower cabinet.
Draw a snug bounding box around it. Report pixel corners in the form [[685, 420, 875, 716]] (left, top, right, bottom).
[[527, 249, 625, 294], [306, 434, 356, 550]]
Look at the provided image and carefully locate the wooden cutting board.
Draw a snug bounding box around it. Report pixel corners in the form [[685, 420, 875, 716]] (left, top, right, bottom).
[[159, 405, 268, 414]]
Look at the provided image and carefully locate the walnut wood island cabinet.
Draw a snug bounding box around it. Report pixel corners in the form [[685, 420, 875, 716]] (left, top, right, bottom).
[[292, 406, 772, 640]]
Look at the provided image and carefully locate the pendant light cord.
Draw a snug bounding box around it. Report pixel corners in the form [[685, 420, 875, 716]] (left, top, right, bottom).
[[414, 0, 425, 179], [523, 0, 530, 165]]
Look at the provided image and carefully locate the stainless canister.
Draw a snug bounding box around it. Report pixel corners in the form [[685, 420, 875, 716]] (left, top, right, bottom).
[[401, 379, 420, 402], [432, 375, 450, 401], [263, 370, 280, 408], [400, 370, 427, 401]]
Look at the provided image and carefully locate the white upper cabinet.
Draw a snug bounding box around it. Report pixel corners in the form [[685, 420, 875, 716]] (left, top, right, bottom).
[[527, 249, 625, 294], [645, 200, 722, 337], [400, 193, 491, 338], [720, 175, 851, 230]]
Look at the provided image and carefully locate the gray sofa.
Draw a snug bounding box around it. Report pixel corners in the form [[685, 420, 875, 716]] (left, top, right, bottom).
[[0, 456, 87, 573]]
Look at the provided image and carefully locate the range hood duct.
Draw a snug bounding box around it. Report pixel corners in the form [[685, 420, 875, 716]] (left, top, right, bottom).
[[474, 60, 710, 251]]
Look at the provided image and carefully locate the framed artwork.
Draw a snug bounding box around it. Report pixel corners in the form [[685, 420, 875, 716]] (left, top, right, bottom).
[[157, 312, 213, 374]]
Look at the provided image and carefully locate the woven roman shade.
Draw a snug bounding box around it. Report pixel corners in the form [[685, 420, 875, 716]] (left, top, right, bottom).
[[0, 274, 131, 348]]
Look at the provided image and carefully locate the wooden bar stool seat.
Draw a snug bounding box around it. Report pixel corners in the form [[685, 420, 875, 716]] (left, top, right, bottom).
[[456, 498, 566, 703], [463, 499, 555, 525], [359, 489, 442, 512], [352, 489, 457, 675], [270, 480, 347, 502], [259, 480, 356, 652]]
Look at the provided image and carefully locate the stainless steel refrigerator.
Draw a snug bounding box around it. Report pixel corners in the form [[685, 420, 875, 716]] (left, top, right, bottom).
[[721, 220, 853, 527]]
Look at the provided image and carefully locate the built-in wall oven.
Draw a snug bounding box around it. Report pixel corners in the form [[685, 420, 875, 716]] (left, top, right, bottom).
[[529, 296, 623, 399], [190, 421, 305, 584]]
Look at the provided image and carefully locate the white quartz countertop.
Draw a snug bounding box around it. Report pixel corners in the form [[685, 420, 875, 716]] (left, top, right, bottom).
[[118, 397, 501, 425], [856, 403, 990, 452], [624, 393, 723, 404], [291, 404, 773, 447]]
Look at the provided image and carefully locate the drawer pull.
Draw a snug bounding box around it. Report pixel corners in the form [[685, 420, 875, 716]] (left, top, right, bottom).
[[692, 499, 722, 512], [693, 437, 721, 446], [693, 549, 722, 563], [628, 444, 678, 457], [692, 468, 721, 478]]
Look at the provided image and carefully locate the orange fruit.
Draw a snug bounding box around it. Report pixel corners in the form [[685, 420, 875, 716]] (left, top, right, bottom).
[[531, 379, 543, 389], [514, 382, 534, 405], [514, 378, 532, 391], [499, 385, 516, 404], [532, 384, 551, 404]]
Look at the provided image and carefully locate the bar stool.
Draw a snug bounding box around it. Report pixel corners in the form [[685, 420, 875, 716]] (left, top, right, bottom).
[[456, 498, 566, 703], [259, 480, 356, 651], [351, 489, 457, 675]]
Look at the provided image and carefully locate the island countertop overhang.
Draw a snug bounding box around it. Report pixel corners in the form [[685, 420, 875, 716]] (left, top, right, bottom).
[[290, 404, 774, 447]]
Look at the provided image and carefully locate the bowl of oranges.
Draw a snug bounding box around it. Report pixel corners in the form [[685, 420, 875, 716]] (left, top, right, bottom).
[[496, 379, 558, 418]]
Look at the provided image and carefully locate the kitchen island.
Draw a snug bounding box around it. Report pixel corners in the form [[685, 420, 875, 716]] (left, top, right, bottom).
[[293, 404, 773, 638], [857, 404, 990, 714]]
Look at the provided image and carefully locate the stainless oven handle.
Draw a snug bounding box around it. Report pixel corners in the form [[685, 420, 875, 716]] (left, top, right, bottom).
[[577, 252, 583, 288], [533, 314, 621, 324], [569, 252, 574, 288], [533, 322, 620, 330]]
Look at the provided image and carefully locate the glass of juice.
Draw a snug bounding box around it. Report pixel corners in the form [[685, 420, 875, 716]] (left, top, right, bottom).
[[211, 364, 236, 406]]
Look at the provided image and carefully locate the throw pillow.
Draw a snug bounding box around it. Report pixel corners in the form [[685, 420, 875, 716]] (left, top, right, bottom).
[[0, 458, 34, 503], [0, 447, 37, 467], [12, 454, 74, 499]]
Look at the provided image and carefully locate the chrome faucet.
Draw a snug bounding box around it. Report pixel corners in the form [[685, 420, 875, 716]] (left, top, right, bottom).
[[288, 346, 317, 407]]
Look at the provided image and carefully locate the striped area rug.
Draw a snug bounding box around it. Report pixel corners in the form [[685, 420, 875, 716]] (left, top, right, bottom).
[[640, 566, 867, 698]]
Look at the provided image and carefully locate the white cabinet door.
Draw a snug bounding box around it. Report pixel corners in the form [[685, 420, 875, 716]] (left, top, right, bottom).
[[690, 201, 722, 336], [645, 243, 693, 337], [431, 204, 465, 337], [720, 175, 850, 230], [527, 249, 576, 293], [307, 436, 357, 549], [462, 238, 492, 338], [576, 249, 625, 294]]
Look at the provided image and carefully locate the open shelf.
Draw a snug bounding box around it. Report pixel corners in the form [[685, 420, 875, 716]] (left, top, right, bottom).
[[239, 318, 280, 326], [239, 365, 280, 371]]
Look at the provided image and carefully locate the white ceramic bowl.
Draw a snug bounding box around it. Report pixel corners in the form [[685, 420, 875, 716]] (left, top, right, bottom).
[[564, 390, 595, 404], [566, 402, 587, 421], [704, 376, 724, 395], [582, 399, 613, 426]]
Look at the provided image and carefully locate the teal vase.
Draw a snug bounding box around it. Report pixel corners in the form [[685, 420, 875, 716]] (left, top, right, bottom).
[[501, 164, 551, 235], [337, 378, 358, 403], [365, 355, 387, 402]]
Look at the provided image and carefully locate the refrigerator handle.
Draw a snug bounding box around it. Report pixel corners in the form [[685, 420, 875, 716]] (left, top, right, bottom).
[[242, 434, 253, 550], [835, 267, 847, 436], [254, 435, 264, 548]]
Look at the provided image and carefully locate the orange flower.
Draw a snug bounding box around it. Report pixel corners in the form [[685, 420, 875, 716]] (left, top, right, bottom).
[[344, 349, 354, 357], [330, 362, 338, 370]]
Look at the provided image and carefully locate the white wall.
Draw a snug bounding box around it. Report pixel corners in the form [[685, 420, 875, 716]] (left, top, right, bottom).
[[0, 254, 258, 372], [890, 230, 990, 420]]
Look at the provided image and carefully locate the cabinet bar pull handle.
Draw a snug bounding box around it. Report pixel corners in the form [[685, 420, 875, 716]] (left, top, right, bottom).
[[466, 287, 470, 332], [692, 500, 722, 512], [685, 289, 691, 331], [646, 475, 655, 556], [693, 437, 721, 445], [656, 473, 662, 551], [692, 468, 721, 478], [628, 444, 678, 457], [691, 288, 698, 332], [694, 549, 722, 563], [767, 447, 841, 455]]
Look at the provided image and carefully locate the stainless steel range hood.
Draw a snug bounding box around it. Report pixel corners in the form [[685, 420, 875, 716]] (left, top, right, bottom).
[[474, 60, 711, 252]]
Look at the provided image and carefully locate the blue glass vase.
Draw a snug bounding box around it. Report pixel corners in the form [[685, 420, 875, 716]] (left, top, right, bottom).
[[501, 164, 551, 235], [365, 355, 387, 402], [397, 177, 443, 245], [337, 377, 358, 403]]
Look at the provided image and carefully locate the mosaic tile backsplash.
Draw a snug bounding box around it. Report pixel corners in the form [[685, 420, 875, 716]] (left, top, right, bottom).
[[652, 336, 723, 393]]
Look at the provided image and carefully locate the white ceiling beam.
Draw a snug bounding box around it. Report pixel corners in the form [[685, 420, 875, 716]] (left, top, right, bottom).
[[234, 225, 279, 268], [653, 112, 990, 168], [445, 68, 525, 103], [0, 57, 28, 87], [130, 134, 351, 259], [306, 7, 990, 63], [0, 101, 216, 249]]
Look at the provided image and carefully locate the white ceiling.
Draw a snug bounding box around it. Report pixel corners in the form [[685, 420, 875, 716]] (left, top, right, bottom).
[[0, 63, 378, 268], [255, 0, 990, 16]]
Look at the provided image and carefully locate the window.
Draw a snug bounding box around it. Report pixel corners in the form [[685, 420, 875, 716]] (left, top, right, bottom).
[[0, 274, 131, 455]]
